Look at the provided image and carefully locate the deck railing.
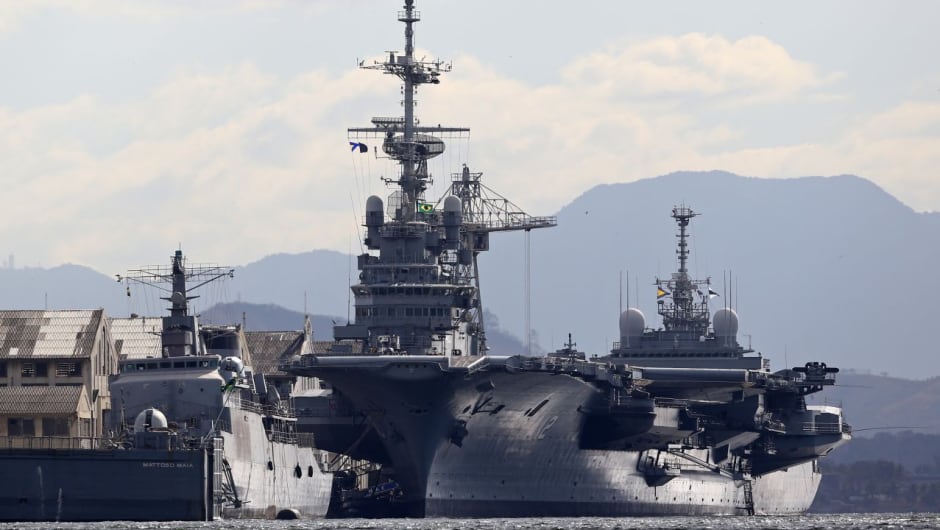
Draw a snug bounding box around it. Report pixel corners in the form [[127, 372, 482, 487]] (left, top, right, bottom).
[[0, 435, 109, 450]]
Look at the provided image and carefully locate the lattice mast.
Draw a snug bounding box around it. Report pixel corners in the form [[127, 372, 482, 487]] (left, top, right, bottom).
[[351, 0, 466, 221], [656, 207, 711, 332]]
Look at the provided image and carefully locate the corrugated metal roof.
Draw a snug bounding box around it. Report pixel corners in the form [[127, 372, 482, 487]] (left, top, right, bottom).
[[245, 331, 304, 375], [110, 317, 162, 359], [0, 310, 103, 359], [312, 340, 365, 355], [0, 385, 86, 415]]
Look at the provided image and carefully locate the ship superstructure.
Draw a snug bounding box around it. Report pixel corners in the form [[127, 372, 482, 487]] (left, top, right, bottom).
[[333, 0, 554, 358], [612, 206, 763, 369], [284, 1, 849, 518]]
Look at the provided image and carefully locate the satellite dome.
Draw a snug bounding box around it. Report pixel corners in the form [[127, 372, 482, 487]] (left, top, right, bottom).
[[133, 408, 168, 433], [713, 308, 739, 338], [443, 196, 462, 213], [619, 308, 646, 339], [366, 195, 384, 213], [220, 356, 244, 374]]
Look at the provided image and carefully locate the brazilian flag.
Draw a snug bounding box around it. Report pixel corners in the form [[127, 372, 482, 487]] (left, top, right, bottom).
[[418, 202, 434, 214]]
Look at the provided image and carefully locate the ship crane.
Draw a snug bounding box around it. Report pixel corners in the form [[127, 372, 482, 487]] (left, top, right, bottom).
[[439, 165, 557, 353]]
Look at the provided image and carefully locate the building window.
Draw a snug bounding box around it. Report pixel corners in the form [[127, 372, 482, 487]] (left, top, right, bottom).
[[56, 362, 82, 377], [42, 418, 70, 437], [22, 362, 47, 377], [8, 418, 35, 436]]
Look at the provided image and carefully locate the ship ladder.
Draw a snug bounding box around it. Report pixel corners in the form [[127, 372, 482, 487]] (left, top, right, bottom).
[[742, 479, 755, 516], [221, 458, 243, 508]]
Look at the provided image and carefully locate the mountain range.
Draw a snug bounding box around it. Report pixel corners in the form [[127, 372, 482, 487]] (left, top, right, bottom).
[[2, 171, 937, 379]]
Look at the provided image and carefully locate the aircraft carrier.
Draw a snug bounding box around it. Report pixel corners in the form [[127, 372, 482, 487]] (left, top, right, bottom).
[[283, 0, 850, 517], [0, 251, 333, 521]]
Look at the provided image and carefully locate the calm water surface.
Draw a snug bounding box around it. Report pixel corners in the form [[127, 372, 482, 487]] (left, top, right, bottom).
[[2, 514, 939, 530]]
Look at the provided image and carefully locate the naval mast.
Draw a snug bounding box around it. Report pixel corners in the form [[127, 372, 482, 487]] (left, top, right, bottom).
[[336, 0, 555, 356]]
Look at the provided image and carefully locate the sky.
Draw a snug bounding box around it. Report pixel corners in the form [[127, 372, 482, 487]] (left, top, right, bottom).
[[1, 0, 939, 274]]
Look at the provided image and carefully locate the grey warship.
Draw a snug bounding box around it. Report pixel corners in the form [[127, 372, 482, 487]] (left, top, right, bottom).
[[284, 0, 850, 517], [0, 250, 332, 521]]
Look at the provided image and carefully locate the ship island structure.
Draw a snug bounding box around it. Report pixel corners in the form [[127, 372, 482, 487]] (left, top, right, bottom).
[[282, 0, 851, 518], [0, 0, 850, 521]]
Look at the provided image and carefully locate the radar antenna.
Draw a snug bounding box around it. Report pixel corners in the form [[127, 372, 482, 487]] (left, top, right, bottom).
[[117, 250, 234, 317], [349, 0, 467, 222]]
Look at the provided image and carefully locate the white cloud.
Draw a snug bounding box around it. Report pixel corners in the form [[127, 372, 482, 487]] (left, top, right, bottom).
[[1, 30, 937, 273], [562, 33, 841, 104], [0, 0, 327, 29]]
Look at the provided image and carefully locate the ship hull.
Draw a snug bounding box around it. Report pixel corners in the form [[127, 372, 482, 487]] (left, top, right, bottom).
[[0, 446, 212, 521], [313, 358, 819, 517]]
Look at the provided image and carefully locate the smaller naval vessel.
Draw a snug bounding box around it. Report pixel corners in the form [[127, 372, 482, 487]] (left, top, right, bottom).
[[0, 250, 332, 521]]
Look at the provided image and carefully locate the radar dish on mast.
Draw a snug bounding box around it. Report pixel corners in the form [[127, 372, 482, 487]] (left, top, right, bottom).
[[383, 133, 445, 160]]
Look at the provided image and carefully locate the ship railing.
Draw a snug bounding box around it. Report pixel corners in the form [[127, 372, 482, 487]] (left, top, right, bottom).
[[267, 428, 298, 444], [378, 224, 430, 238], [296, 432, 317, 448], [0, 435, 113, 450], [800, 422, 844, 434], [653, 397, 689, 409], [232, 395, 297, 419]]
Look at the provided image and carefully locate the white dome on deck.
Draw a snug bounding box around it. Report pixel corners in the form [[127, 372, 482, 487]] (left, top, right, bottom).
[[713, 308, 739, 338], [619, 308, 646, 341], [133, 408, 168, 433]]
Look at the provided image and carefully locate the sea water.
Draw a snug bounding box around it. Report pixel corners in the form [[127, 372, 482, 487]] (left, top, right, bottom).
[[2, 514, 939, 530]]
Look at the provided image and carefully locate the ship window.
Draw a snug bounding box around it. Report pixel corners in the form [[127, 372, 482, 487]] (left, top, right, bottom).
[[422, 308, 429, 316], [406, 308, 414, 317], [388, 308, 396, 317], [186, 361, 197, 368], [160, 361, 171, 368], [0, 361, 6, 378], [173, 361, 185, 368], [406, 288, 414, 296]]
